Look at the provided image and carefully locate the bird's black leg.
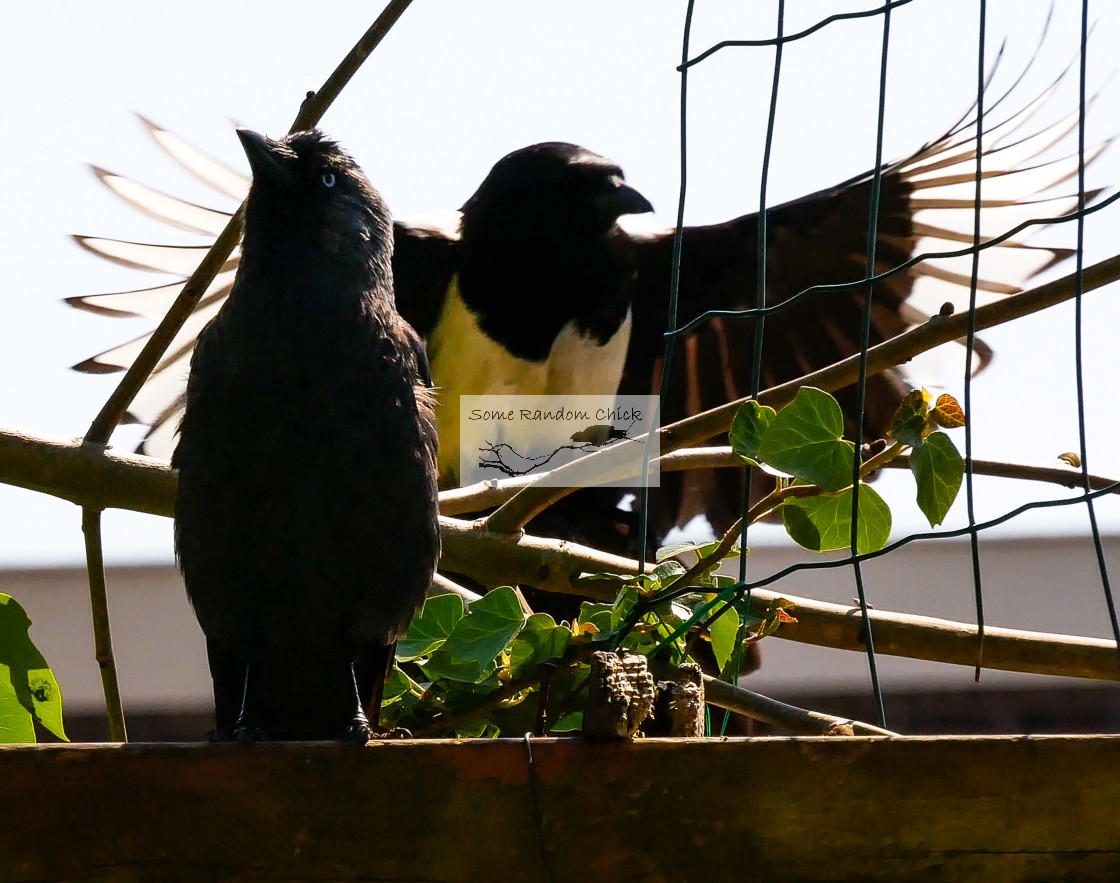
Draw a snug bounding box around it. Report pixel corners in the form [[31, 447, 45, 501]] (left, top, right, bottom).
[[232, 664, 266, 742], [343, 660, 375, 744]]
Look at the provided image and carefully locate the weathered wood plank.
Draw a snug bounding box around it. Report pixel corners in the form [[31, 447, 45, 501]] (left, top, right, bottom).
[[1, 737, 1118, 882]]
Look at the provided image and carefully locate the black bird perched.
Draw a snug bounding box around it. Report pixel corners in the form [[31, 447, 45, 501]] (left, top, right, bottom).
[[172, 128, 440, 741], [72, 66, 1104, 549]]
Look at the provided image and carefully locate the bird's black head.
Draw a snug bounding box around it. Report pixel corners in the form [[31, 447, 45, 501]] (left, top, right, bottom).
[[453, 142, 654, 359], [460, 142, 654, 243], [237, 129, 394, 280]]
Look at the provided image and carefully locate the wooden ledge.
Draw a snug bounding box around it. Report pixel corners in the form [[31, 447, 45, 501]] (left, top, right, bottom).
[[3, 736, 1119, 881]]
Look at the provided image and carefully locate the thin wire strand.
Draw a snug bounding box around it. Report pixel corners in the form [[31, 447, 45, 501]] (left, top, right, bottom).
[[681, 0, 917, 67], [637, 0, 697, 574], [642, 481, 1120, 618], [844, 0, 894, 729], [961, 0, 988, 680], [1072, 0, 1120, 655], [721, 0, 786, 738]]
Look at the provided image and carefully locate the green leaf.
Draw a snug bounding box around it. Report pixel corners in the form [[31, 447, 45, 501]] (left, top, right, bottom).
[[757, 387, 856, 492], [655, 542, 701, 562], [888, 388, 931, 448], [0, 593, 67, 743], [423, 587, 526, 683], [0, 670, 36, 743], [610, 587, 641, 630], [381, 663, 423, 706], [509, 614, 571, 679], [708, 605, 740, 673], [730, 400, 776, 460], [397, 593, 464, 662], [550, 710, 584, 733], [911, 431, 965, 527], [577, 602, 615, 636], [781, 484, 892, 554], [651, 560, 685, 585]]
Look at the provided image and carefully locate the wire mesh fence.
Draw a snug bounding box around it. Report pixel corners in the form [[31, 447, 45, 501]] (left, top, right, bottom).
[[2, 1, 1119, 742], [633, 0, 1118, 731]]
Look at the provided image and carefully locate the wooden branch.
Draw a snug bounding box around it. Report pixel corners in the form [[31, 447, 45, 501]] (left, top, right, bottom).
[[7, 426, 1109, 527], [0, 427, 176, 515], [440, 446, 1120, 516], [4, 426, 1119, 681], [484, 252, 1120, 531], [79, 511, 126, 743], [430, 572, 481, 605], [650, 661, 897, 736], [4, 739, 1120, 881]]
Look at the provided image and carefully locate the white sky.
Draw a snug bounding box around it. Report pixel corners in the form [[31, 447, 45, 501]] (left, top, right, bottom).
[[1, 0, 1119, 568]]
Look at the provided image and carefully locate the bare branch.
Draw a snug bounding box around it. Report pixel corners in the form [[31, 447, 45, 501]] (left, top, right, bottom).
[[649, 662, 898, 736], [4, 426, 1119, 681], [80, 510, 127, 742]]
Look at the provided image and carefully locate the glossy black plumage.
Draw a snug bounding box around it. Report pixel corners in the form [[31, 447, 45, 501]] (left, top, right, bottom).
[[172, 129, 439, 740], [73, 70, 1102, 552]]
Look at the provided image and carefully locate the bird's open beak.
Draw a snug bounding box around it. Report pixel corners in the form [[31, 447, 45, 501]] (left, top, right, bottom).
[[598, 181, 655, 218], [236, 128, 290, 186]]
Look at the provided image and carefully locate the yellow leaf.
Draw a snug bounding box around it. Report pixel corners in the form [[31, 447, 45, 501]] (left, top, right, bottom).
[[931, 393, 966, 429], [1058, 452, 1082, 468]]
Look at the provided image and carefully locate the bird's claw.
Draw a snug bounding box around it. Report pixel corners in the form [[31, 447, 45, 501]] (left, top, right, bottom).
[[370, 726, 412, 740], [232, 724, 266, 743], [344, 715, 376, 744]]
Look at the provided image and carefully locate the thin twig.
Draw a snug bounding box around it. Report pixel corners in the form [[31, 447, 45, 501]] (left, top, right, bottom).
[[8, 428, 1116, 521], [483, 252, 1120, 532], [649, 661, 897, 736], [409, 672, 545, 736], [85, 0, 416, 445], [80, 510, 127, 742]]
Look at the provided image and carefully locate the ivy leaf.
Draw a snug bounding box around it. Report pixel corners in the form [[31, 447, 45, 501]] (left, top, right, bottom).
[[550, 710, 584, 733], [423, 587, 526, 683], [381, 664, 423, 706], [730, 400, 776, 461], [931, 393, 967, 429], [888, 388, 931, 448], [651, 560, 686, 586], [708, 606, 740, 673], [397, 593, 464, 662], [911, 431, 965, 527], [577, 602, 615, 636], [509, 614, 571, 679], [758, 387, 856, 492], [781, 484, 892, 554], [0, 593, 68, 743]]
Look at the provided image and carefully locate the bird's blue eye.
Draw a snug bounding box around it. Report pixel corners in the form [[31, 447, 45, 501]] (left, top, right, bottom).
[[321, 172, 336, 188]]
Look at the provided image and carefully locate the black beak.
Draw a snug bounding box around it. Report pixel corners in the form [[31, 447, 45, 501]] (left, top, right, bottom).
[[598, 181, 654, 218], [236, 128, 289, 185]]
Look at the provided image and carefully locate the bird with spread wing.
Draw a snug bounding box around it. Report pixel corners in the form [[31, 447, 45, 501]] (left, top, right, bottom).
[[68, 60, 1107, 551]]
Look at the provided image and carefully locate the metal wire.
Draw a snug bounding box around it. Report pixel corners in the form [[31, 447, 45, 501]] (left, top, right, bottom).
[[636, 0, 696, 574], [629, 0, 1120, 734], [836, 0, 895, 727], [1072, 0, 1120, 656], [960, 1, 990, 681]]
